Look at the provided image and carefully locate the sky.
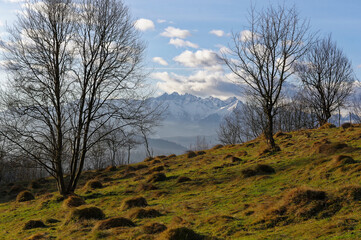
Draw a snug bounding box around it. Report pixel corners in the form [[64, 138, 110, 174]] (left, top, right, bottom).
[[0, 0, 361, 99]]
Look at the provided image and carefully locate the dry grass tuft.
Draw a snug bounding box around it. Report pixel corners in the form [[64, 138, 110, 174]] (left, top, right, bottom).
[[16, 190, 35, 202], [212, 144, 224, 150], [337, 185, 361, 202], [341, 122, 352, 129], [23, 220, 46, 230], [9, 185, 25, 195], [177, 176, 191, 183], [262, 187, 341, 227], [331, 155, 356, 166], [127, 208, 162, 219], [136, 182, 158, 192], [93, 217, 135, 230], [142, 222, 167, 234], [121, 196, 148, 210], [104, 165, 117, 172], [185, 151, 197, 158], [147, 172, 167, 183], [241, 164, 275, 178], [69, 206, 105, 221], [319, 123, 336, 129], [158, 227, 204, 240], [63, 195, 85, 208], [26, 233, 48, 240], [85, 180, 103, 189], [316, 142, 349, 154]]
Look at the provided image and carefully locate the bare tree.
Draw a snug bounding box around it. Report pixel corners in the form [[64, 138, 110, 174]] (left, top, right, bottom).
[[223, 5, 312, 150], [217, 109, 243, 145], [0, 0, 161, 195], [295, 35, 355, 126]]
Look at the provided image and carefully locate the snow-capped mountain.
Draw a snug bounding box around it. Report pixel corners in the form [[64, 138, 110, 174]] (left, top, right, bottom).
[[150, 92, 241, 124], [148, 92, 242, 148]]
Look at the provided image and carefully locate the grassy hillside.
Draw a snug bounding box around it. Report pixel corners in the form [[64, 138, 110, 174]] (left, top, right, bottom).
[[2, 124, 361, 239]]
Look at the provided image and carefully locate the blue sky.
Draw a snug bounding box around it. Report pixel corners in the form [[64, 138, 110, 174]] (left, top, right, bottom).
[[1, 0, 361, 99]]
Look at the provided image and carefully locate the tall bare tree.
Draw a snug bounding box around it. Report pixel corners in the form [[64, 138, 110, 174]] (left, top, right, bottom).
[[223, 5, 312, 150], [295, 35, 355, 126], [0, 0, 161, 195]]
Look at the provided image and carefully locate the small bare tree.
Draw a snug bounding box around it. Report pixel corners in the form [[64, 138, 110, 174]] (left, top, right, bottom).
[[0, 0, 161, 195], [295, 35, 355, 126], [223, 5, 312, 150], [217, 109, 243, 145]]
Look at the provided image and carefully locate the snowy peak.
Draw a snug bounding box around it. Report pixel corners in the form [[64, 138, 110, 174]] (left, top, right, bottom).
[[151, 92, 242, 122]]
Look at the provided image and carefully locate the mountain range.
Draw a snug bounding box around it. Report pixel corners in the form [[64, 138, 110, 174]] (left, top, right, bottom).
[[137, 92, 243, 158]]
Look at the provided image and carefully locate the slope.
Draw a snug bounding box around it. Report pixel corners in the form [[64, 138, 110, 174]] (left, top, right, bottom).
[[1, 124, 361, 239]]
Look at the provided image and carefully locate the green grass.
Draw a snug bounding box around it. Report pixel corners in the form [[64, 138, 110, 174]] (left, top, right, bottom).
[[2, 125, 361, 239]]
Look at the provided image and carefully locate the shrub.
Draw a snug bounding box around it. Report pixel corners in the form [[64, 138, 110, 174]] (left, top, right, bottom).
[[121, 196, 148, 210], [70, 206, 105, 221], [143, 222, 167, 234], [16, 191, 35, 202], [128, 208, 162, 219], [94, 217, 135, 230], [23, 220, 46, 230], [63, 195, 85, 208]]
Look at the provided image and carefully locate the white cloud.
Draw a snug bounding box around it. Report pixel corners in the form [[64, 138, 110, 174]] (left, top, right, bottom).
[[157, 19, 166, 23], [4, 0, 24, 2], [152, 57, 168, 66], [169, 38, 198, 49], [134, 18, 155, 32], [160, 26, 191, 39], [209, 29, 224, 37], [0, 21, 3, 27], [152, 70, 240, 100], [173, 49, 222, 70], [240, 30, 254, 42]]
